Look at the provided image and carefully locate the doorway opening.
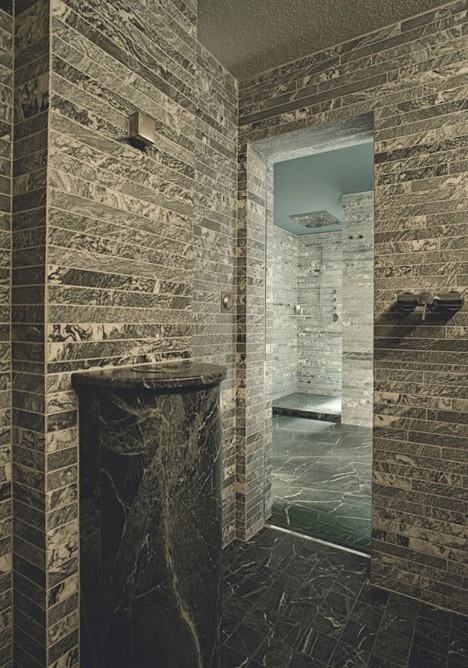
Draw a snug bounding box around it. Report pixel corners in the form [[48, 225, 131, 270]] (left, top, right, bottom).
[[263, 119, 374, 551]]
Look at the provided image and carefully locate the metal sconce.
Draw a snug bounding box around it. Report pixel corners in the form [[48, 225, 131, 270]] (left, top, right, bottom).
[[397, 291, 464, 321], [129, 111, 155, 148]]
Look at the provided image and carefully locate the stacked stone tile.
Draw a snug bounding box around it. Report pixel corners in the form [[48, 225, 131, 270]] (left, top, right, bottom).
[[0, 2, 11, 664], [236, 144, 268, 539], [193, 43, 238, 545], [297, 231, 343, 397], [9, 0, 237, 664], [269, 226, 344, 400], [0, 1, 465, 665], [342, 191, 374, 426], [238, 0, 468, 616], [12, 2, 51, 665], [270, 225, 298, 400]]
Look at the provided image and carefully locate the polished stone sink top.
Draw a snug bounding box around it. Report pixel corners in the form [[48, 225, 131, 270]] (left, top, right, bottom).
[[131, 362, 191, 373], [71, 361, 227, 390]]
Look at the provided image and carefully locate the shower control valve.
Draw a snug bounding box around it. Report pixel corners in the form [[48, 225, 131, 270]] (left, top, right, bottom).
[[397, 290, 464, 321], [417, 292, 435, 321], [221, 293, 233, 312]]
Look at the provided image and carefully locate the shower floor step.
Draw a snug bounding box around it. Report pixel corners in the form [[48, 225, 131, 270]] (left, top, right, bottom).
[[272, 392, 341, 422]]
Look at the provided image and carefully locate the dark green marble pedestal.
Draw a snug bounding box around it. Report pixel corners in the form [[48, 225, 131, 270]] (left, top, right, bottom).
[[72, 362, 226, 668]]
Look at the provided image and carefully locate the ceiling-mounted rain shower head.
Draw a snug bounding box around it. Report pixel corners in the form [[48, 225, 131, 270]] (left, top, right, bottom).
[[289, 210, 342, 230]]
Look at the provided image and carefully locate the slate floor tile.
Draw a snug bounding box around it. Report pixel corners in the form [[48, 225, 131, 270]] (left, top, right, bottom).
[[384, 593, 420, 620], [408, 644, 446, 667], [340, 620, 378, 653], [379, 610, 416, 639], [288, 653, 322, 667], [349, 601, 385, 629], [368, 656, 401, 667], [225, 623, 267, 658], [371, 631, 412, 665], [221, 644, 262, 668], [271, 415, 372, 550], [270, 570, 303, 595], [268, 614, 309, 649], [223, 594, 254, 622], [358, 582, 390, 607], [447, 651, 468, 668], [258, 586, 292, 615], [296, 628, 337, 663], [253, 637, 298, 667], [294, 577, 334, 602], [222, 527, 467, 668], [413, 619, 449, 654], [313, 590, 354, 637], [330, 641, 371, 667], [234, 577, 270, 603], [221, 615, 240, 643], [450, 614, 468, 656], [282, 599, 321, 627], [243, 606, 281, 636], [330, 573, 365, 599]]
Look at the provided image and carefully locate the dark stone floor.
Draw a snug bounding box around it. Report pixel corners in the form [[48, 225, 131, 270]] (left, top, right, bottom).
[[271, 415, 372, 550], [221, 528, 468, 667]]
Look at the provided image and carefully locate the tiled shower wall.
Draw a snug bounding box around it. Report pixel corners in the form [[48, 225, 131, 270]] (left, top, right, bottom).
[[270, 206, 372, 414], [271, 224, 375, 405], [0, 2, 11, 664], [297, 232, 342, 396], [342, 191, 374, 426], [9, 0, 238, 664], [239, 0, 468, 616], [270, 225, 297, 400], [270, 226, 343, 401]]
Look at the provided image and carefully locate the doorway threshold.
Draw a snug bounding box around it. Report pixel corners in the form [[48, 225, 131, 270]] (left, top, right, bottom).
[[266, 523, 370, 559]]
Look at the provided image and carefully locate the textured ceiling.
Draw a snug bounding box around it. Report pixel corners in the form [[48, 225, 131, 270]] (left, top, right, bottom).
[[198, 0, 449, 80]]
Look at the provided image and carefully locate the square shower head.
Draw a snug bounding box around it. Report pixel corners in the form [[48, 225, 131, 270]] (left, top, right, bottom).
[[289, 210, 342, 229]]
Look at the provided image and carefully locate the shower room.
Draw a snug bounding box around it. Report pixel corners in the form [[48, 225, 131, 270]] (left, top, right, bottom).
[[269, 142, 375, 549]]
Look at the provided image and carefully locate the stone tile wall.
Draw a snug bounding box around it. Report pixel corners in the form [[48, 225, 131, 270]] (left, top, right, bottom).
[[236, 143, 267, 539], [270, 225, 297, 400], [12, 2, 50, 665], [0, 2, 11, 664], [9, 0, 238, 664], [297, 232, 342, 396], [269, 203, 373, 416], [193, 42, 238, 545], [342, 191, 374, 426], [238, 0, 468, 615], [263, 159, 274, 522]]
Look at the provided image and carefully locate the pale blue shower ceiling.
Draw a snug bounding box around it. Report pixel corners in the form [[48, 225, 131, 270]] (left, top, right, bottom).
[[274, 142, 374, 235]]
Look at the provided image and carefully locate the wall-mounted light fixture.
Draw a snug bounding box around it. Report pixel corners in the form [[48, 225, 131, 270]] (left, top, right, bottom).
[[129, 111, 155, 148]]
